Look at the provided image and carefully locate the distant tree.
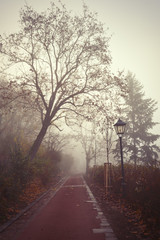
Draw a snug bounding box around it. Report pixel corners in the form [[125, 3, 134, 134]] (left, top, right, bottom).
[[123, 72, 160, 166], [80, 127, 97, 175], [43, 128, 72, 152], [0, 2, 127, 161]]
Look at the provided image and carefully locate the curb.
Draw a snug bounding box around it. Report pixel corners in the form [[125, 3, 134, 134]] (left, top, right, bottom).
[[83, 177, 118, 240], [0, 177, 67, 233]]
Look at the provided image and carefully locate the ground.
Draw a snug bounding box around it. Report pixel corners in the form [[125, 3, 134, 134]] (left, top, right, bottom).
[[0, 175, 160, 240], [88, 181, 160, 240]]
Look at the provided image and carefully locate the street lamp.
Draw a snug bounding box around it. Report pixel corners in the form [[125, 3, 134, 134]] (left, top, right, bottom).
[[114, 118, 126, 197]]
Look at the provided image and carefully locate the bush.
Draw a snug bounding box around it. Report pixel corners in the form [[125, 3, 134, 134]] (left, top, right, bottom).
[[0, 141, 32, 223], [32, 149, 61, 185], [88, 163, 160, 230], [88, 165, 104, 185], [0, 139, 62, 224]]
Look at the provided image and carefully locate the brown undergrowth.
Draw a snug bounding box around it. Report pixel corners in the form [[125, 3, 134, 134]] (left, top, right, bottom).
[[0, 175, 61, 226], [86, 165, 160, 240]]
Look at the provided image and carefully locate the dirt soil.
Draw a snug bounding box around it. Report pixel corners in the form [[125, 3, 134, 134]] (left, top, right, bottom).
[[88, 182, 160, 240]]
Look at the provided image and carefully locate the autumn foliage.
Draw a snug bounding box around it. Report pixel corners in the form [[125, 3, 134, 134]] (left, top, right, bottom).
[[0, 139, 61, 224], [88, 164, 160, 235]]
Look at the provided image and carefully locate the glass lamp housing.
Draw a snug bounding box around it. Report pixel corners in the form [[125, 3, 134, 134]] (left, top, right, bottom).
[[114, 119, 126, 136]]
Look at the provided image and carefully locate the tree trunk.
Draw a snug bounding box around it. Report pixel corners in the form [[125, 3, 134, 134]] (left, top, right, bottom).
[[86, 159, 89, 176], [28, 117, 50, 161]]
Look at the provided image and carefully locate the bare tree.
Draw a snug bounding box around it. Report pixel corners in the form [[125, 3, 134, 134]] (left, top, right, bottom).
[[43, 128, 71, 152], [0, 3, 126, 160], [80, 128, 96, 175]]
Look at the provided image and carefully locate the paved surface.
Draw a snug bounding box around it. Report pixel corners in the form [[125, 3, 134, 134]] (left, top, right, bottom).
[[15, 175, 117, 240]]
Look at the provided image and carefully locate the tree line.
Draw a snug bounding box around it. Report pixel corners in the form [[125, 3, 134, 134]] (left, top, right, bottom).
[[0, 1, 159, 175]]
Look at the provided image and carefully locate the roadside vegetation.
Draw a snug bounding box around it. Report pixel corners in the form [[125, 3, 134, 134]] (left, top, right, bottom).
[[0, 132, 74, 224], [87, 164, 160, 239]]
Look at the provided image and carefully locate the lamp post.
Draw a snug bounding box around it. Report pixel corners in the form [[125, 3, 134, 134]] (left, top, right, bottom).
[[114, 118, 126, 197]]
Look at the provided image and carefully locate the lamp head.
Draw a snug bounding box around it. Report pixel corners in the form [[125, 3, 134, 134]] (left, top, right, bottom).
[[114, 118, 126, 137]]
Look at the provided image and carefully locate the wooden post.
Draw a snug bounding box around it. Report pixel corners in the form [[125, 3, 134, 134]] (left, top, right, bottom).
[[104, 162, 112, 194]]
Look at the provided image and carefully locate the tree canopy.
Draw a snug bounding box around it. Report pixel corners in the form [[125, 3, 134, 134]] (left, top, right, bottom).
[[0, 2, 127, 160], [123, 72, 160, 166]]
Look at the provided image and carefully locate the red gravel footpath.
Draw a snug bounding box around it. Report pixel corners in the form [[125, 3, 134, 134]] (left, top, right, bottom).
[[15, 175, 105, 240]]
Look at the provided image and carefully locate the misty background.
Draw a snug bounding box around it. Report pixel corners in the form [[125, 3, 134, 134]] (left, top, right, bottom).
[[0, 0, 160, 173]]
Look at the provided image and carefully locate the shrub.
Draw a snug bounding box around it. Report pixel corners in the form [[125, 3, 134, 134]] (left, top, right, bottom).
[[88, 165, 104, 186], [31, 149, 61, 186], [88, 163, 160, 230], [0, 141, 62, 224]]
